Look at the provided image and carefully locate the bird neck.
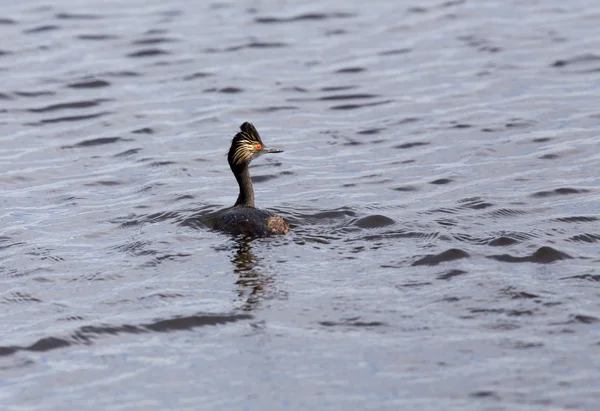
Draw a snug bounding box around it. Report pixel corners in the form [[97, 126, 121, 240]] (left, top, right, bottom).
[[233, 163, 255, 207]]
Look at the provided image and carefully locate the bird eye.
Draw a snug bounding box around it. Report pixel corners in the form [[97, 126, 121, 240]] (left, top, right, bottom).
[[255, 144, 262, 150]]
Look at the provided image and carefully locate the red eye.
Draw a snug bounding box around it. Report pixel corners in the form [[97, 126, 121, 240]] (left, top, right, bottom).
[[255, 144, 262, 150]]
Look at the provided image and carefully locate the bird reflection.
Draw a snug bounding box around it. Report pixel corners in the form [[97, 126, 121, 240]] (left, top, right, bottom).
[[230, 238, 275, 311]]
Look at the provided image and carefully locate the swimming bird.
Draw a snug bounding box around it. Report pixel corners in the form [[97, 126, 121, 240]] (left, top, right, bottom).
[[214, 122, 289, 237]]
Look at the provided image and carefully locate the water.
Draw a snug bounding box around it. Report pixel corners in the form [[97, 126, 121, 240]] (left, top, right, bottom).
[[1, 0, 600, 409]]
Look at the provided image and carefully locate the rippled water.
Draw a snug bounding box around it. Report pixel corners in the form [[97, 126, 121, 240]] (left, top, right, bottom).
[[2, 0, 600, 409]]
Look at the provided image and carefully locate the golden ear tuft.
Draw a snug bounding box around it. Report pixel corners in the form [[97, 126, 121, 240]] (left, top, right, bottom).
[[230, 122, 264, 165]]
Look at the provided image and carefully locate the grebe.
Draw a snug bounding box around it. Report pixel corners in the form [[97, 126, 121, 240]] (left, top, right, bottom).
[[214, 122, 289, 237]]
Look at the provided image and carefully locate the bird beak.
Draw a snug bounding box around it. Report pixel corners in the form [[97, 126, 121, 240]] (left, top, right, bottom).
[[263, 146, 283, 153]]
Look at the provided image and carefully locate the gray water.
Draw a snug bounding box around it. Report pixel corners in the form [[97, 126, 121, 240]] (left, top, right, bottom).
[[1, 0, 600, 409]]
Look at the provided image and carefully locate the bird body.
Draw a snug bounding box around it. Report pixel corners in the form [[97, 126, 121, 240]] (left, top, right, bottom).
[[215, 206, 288, 237], [215, 122, 289, 236]]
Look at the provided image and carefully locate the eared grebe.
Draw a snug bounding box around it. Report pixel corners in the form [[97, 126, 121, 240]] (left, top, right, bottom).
[[214, 122, 289, 237]]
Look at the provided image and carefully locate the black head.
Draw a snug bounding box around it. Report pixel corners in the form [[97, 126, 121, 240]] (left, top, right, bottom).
[[227, 122, 283, 168]]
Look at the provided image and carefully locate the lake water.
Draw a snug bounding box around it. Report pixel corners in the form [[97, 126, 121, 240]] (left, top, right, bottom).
[[1, 0, 600, 409]]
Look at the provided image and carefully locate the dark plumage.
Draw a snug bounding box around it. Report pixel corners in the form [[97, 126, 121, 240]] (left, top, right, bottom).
[[215, 122, 289, 237]]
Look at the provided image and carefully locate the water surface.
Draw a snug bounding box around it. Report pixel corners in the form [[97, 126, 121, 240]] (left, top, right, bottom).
[[1, 0, 600, 409]]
